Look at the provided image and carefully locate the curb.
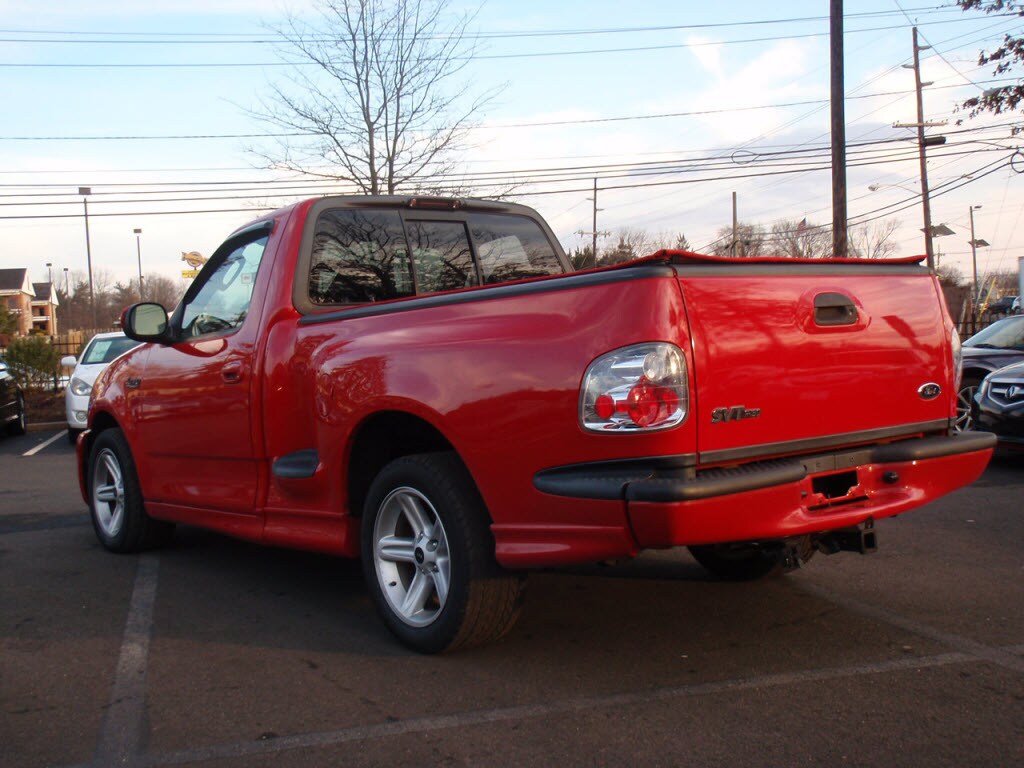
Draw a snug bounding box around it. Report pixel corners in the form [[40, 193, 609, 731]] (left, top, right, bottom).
[[28, 421, 67, 434]]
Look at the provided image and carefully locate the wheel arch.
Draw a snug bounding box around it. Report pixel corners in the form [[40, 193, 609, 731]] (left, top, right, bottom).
[[961, 366, 991, 384], [345, 410, 480, 520]]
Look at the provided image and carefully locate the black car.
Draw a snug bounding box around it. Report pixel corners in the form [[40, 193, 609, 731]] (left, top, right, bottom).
[[986, 295, 1019, 314], [973, 360, 1024, 449], [0, 360, 27, 436], [958, 315, 1024, 430]]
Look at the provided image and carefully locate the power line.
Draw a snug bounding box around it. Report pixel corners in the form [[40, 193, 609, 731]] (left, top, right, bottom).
[[3, 80, 1021, 144], [0, 6, 969, 43]]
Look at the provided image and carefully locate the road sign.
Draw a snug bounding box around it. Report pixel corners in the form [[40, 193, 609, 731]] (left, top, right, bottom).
[[181, 269, 200, 279]]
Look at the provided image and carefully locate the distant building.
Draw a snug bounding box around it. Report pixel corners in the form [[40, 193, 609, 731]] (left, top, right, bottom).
[[0, 268, 35, 336], [0, 270, 59, 336], [31, 281, 59, 335]]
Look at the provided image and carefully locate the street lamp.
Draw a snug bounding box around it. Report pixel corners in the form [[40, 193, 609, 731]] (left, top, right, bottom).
[[133, 228, 144, 300], [79, 186, 96, 327], [968, 205, 989, 307], [63, 267, 69, 295]]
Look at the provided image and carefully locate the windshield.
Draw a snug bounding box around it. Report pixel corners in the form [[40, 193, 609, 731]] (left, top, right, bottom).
[[963, 316, 1024, 350], [80, 336, 142, 365]]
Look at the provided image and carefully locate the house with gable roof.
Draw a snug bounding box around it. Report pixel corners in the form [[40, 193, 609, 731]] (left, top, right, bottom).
[[1, 269, 59, 337]]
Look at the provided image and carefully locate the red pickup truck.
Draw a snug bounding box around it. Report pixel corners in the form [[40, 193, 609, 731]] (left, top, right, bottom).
[[78, 195, 995, 653]]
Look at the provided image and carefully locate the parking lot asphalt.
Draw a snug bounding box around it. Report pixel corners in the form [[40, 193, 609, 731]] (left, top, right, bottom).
[[1, 431, 1022, 768]]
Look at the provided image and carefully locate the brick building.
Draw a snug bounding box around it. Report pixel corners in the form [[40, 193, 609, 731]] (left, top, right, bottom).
[[0, 269, 59, 337]]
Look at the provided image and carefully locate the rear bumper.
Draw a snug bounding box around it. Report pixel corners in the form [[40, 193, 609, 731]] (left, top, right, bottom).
[[533, 431, 995, 550]]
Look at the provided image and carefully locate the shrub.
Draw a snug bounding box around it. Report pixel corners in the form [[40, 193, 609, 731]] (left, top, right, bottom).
[[4, 335, 59, 390]]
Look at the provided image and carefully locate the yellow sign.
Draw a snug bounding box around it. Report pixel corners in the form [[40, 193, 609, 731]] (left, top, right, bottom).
[[181, 269, 200, 279], [181, 251, 207, 268]]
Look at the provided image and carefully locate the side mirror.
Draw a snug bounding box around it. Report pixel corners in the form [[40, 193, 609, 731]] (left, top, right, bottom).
[[121, 303, 171, 343], [60, 355, 77, 369]]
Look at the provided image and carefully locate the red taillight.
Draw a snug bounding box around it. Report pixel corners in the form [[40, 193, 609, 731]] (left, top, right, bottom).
[[625, 380, 679, 427], [594, 393, 616, 420], [580, 343, 688, 433]]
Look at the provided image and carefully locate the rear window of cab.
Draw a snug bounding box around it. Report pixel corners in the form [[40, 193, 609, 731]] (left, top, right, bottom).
[[308, 209, 564, 305]]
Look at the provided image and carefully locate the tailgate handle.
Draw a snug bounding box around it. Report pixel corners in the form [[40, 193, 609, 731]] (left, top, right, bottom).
[[814, 292, 858, 326]]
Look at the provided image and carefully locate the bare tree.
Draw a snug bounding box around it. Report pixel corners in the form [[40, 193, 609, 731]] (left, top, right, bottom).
[[769, 219, 831, 258], [709, 222, 768, 257], [253, 0, 495, 195], [848, 219, 899, 259], [144, 275, 187, 312]]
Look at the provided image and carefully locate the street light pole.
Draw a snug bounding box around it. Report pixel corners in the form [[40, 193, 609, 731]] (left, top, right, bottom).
[[79, 186, 96, 327], [969, 205, 981, 304], [134, 228, 144, 300]]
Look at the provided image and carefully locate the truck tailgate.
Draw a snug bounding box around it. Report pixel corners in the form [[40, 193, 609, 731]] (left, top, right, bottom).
[[673, 259, 952, 462]]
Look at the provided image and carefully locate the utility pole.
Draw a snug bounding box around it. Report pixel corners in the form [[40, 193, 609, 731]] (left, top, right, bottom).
[[894, 28, 942, 271], [732, 192, 739, 256], [830, 0, 848, 258], [574, 178, 608, 268]]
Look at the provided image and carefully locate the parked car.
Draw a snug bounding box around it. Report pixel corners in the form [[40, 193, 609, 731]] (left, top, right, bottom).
[[986, 295, 1018, 314], [62, 332, 142, 442], [958, 314, 1024, 430], [973, 360, 1024, 449], [1014, 296, 1021, 314], [0, 360, 27, 436]]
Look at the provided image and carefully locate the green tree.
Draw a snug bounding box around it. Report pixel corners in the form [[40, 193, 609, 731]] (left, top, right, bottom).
[[957, 2, 1024, 121], [569, 245, 596, 270], [0, 303, 18, 336]]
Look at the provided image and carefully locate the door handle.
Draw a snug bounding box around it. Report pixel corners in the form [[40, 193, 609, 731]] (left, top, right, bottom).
[[814, 292, 859, 326], [221, 361, 244, 383]]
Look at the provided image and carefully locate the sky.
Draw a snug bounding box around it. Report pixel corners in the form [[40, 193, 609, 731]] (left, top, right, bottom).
[[2, 0, 1024, 301]]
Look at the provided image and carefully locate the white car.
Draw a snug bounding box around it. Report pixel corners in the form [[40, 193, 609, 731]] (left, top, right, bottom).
[[62, 332, 142, 441]]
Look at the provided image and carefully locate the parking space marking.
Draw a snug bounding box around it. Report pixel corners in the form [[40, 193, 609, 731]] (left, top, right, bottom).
[[116, 650, 979, 767], [800, 583, 1024, 674], [22, 430, 68, 457], [95, 555, 160, 766]]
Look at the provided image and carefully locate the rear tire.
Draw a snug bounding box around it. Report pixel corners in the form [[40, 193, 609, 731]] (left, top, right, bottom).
[[9, 394, 27, 436], [689, 537, 814, 581], [361, 452, 525, 653], [87, 428, 175, 552]]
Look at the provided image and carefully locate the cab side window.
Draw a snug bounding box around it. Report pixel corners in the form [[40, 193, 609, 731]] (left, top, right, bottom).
[[468, 213, 564, 284], [310, 209, 413, 304], [180, 236, 268, 338]]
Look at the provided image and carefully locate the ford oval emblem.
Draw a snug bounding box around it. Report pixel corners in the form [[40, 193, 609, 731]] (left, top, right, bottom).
[[918, 382, 942, 400]]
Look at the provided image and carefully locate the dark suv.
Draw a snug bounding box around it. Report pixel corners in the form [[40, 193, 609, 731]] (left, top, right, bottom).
[[0, 360, 27, 436], [958, 315, 1024, 430]]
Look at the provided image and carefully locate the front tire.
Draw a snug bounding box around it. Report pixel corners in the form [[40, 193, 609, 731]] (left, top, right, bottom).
[[87, 428, 174, 552], [361, 452, 525, 654], [956, 377, 981, 432]]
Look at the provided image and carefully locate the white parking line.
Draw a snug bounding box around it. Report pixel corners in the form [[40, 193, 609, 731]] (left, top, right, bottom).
[[95, 555, 160, 765], [22, 430, 68, 457]]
